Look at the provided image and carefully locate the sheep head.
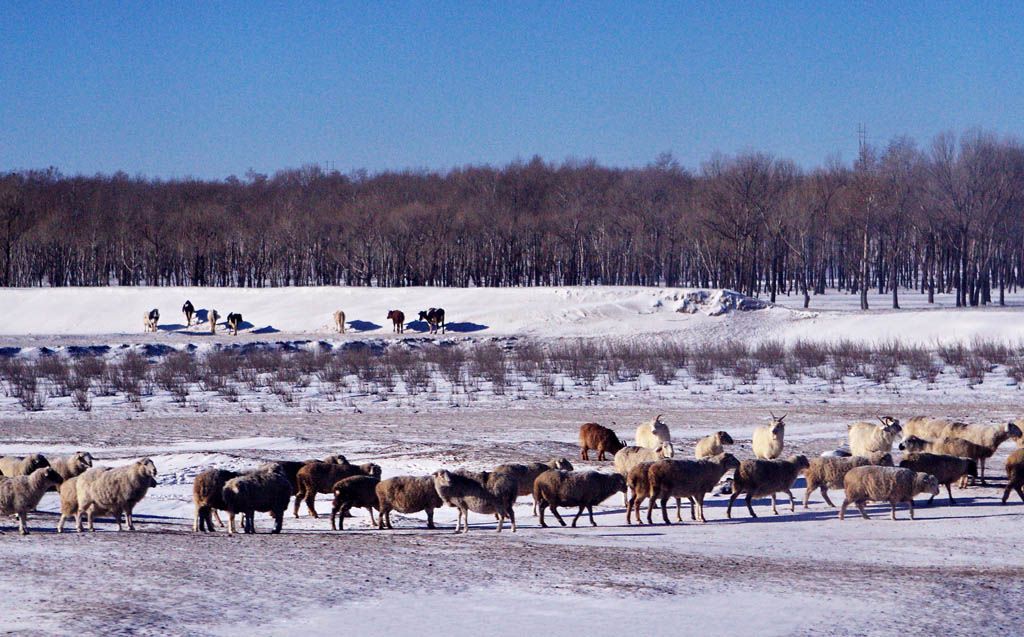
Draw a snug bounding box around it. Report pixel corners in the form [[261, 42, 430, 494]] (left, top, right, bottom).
[[717, 453, 741, 472], [137, 458, 158, 477], [914, 472, 940, 496], [789, 455, 810, 471], [657, 441, 674, 459], [75, 451, 95, 468], [549, 457, 574, 471], [716, 431, 735, 445], [36, 466, 63, 487], [1006, 422, 1023, 441], [27, 454, 50, 472]]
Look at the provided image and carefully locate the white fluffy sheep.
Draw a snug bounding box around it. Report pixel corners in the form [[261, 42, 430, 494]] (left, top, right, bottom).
[[752, 413, 786, 460], [903, 417, 1022, 483], [839, 465, 939, 520], [848, 417, 902, 457], [727, 454, 808, 518], [532, 470, 627, 528], [0, 467, 64, 534], [222, 463, 292, 534], [376, 475, 443, 530], [0, 453, 50, 477], [635, 414, 671, 450], [75, 458, 158, 532], [694, 431, 734, 459], [48, 451, 95, 482], [802, 452, 893, 508]]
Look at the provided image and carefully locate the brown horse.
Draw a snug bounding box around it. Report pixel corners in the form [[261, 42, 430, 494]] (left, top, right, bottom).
[[387, 310, 405, 333]]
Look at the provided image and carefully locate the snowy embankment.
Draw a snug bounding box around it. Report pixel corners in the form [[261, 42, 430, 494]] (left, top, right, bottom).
[[0, 285, 1022, 345]]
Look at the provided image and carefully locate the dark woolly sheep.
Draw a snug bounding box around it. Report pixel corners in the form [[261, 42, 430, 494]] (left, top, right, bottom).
[[899, 453, 977, 506], [903, 418, 1022, 484], [0, 453, 50, 477], [647, 453, 741, 524], [376, 475, 443, 530], [1002, 449, 1024, 504], [578, 423, 625, 461], [492, 457, 574, 515], [272, 455, 349, 499], [294, 461, 381, 518], [533, 470, 627, 528], [193, 468, 242, 532], [330, 475, 381, 530], [222, 463, 292, 534], [803, 452, 893, 508], [727, 455, 810, 518]]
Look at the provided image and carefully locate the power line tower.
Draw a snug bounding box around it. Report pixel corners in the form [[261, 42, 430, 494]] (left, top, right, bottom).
[[857, 123, 867, 161]]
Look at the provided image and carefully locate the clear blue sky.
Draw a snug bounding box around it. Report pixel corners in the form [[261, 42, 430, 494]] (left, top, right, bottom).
[[2, 1, 1023, 179]]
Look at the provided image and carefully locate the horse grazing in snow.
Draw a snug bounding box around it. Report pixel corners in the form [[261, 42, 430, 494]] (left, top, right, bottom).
[[333, 310, 346, 333], [387, 310, 405, 334], [226, 313, 243, 335], [182, 300, 195, 327], [418, 307, 446, 334]]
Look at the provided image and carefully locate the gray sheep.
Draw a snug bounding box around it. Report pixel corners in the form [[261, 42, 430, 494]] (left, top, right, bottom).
[[902, 417, 1022, 484], [75, 458, 158, 532], [898, 436, 989, 487], [48, 451, 95, 482], [727, 455, 810, 518], [898, 453, 977, 506], [330, 475, 381, 530], [647, 453, 741, 524], [532, 470, 627, 528], [222, 463, 292, 534], [802, 452, 893, 508], [376, 475, 443, 530], [839, 465, 939, 520], [193, 468, 242, 532], [0, 453, 50, 477], [433, 469, 515, 533], [0, 466, 63, 534], [492, 457, 574, 515], [293, 461, 381, 518]]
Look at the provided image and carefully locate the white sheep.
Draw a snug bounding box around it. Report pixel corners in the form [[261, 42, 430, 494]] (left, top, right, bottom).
[[752, 413, 786, 460], [0, 467, 64, 534], [839, 465, 939, 520], [635, 414, 671, 450], [75, 458, 158, 532], [848, 417, 902, 457], [694, 431, 734, 459], [0, 453, 50, 477], [48, 451, 95, 482]]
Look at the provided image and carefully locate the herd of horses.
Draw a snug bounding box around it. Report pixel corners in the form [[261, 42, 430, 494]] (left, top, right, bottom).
[[143, 302, 446, 336]]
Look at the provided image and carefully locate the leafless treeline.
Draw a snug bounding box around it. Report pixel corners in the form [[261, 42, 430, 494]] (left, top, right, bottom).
[[2, 130, 1022, 308]]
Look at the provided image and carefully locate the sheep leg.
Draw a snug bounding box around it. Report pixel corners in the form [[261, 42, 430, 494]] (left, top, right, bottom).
[[367, 506, 377, 526], [770, 493, 779, 515], [550, 505, 567, 527], [17, 512, 28, 535], [839, 499, 848, 520], [57, 513, 67, 533], [507, 507, 516, 533], [126, 507, 135, 531], [194, 504, 201, 532], [292, 493, 303, 518], [820, 487, 836, 508], [727, 492, 739, 519], [687, 497, 695, 521], [945, 483, 956, 506], [979, 459, 987, 486], [907, 499, 915, 520], [1002, 486, 1011, 504], [271, 510, 283, 534], [87, 509, 96, 532], [212, 509, 224, 527], [1016, 486, 1024, 503], [785, 489, 796, 512], [75, 510, 83, 533], [626, 494, 635, 524], [745, 494, 758, 519], [425, 508, 436, 530], [856, 502, 869, 520], [538, 502, 549, 528], [571, 506, 585, 527], [587, 505, 597, 527], [227, 511, 237, 534], [802, 481, 814, 508], [696, 494, 707, 523], [581, 448, 588, 461], [304, 493, 318, 518], [657, 495, 669, 525]]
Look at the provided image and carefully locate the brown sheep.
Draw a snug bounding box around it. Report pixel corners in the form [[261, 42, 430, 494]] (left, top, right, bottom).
[[646, 453, 741, 524], [578, 422, 625, 461], [294, 461, 381, 518], [533, 470, 627, 528], [330, 475, 380, 530], [899, 452, 977, 506], [727, 455, 810, 518], [1002, 449, 1024, 504], [802, 452, 893, 508], [376, 475, 443, 530], [193, 468, 242, 532]]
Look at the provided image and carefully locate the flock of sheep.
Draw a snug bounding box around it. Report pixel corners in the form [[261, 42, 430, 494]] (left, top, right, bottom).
[[142, 301, 447, 336], [1, 414, 1023, 535]]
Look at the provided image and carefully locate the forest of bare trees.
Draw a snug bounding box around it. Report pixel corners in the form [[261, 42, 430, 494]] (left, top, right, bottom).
[[1, 130, 1022, 309]]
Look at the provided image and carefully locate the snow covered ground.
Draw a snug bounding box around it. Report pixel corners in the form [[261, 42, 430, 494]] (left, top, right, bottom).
[[2, 286, 1024, 635]]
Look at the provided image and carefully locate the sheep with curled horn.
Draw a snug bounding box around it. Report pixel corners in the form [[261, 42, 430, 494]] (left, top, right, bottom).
[[752, 412, 786, 460]]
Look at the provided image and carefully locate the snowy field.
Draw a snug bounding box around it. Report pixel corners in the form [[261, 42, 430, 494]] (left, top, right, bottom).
[[2, 286, 1024, 636]]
